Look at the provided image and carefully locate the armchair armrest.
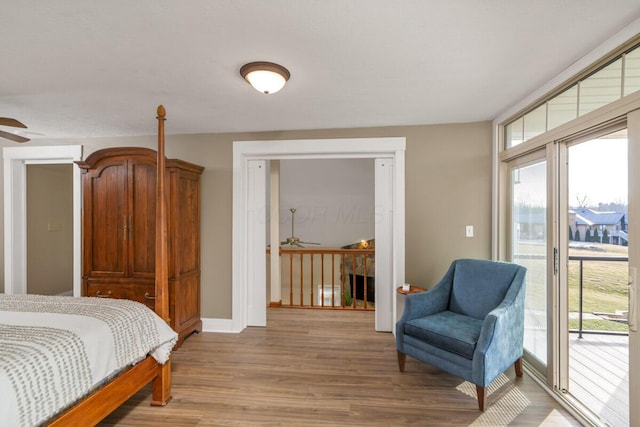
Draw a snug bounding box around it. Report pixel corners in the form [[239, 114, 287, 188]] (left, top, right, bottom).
[[397, 262, 457, 323], [472, 281, 526, 387], [399, 282, 450, 322]]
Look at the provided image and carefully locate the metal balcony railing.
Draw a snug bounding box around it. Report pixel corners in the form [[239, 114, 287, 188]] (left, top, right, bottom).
[[569, 255, 629, 338]]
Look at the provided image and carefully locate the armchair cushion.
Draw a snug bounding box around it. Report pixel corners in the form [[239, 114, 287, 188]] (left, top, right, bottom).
[[404, 311, 483, 359]]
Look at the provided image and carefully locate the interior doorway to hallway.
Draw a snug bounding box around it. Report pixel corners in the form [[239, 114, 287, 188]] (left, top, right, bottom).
[[271, 158, 375, 312], [232, 137, 406, 334], [3, 145, 82, 296]]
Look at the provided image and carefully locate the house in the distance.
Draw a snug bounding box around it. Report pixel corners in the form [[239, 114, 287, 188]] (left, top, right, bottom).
[[570, 208, 628, 246]]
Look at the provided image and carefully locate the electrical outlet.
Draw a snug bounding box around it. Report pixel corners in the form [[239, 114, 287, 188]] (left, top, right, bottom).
[[48, 222, 61, 232], [465, 225, 474, 238]]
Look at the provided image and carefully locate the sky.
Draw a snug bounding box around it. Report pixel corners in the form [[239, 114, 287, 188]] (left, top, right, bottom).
[[569, 136, 627, 206], [512, 134, 628, 208]]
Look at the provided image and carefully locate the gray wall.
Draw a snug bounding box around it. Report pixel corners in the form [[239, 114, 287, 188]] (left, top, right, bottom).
[[26, 164, 73, 295], [0, 120, 492, 319]]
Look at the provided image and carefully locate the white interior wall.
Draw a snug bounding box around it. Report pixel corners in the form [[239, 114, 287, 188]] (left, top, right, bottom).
[[279, 158, 374, 247]]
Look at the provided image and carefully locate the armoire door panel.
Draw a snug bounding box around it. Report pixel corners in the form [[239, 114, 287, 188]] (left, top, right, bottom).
[[178, 174, 200, 275], [129, 161, 157, 278], [87, 162, 128, 277], [170, 274, 200, 331]]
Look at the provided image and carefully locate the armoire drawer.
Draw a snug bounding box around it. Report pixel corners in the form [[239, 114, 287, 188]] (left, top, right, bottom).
[[85, 283, 156, 310]]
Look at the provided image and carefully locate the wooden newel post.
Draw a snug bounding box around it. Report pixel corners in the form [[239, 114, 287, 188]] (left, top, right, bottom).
[[155, 105, 169, 324]]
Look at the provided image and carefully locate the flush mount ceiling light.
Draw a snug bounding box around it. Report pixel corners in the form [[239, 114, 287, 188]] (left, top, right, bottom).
[[240, 61, 290, 94]]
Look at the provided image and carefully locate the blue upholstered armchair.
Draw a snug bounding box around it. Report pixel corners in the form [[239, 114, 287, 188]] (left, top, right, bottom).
[[396, 259, 527, 410]]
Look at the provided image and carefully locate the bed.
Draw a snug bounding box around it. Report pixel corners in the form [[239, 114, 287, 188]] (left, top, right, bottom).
[[0, 106, 176, 426], [0, 294, 177, 426]]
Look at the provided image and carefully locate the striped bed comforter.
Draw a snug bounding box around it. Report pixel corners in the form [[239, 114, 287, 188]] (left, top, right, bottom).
[[0, 294, 178, 427]]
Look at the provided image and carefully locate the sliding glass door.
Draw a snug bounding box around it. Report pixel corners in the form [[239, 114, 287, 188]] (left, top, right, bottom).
[[505, 124, 637, 426], [508, 152, 549, 374], [559, 128, 629, 427]]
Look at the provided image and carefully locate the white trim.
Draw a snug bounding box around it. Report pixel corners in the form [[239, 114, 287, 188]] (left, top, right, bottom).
[[491, 126, 500, 260], [628, 109, 640, 427], [3, 145, 82, 295], [269, 161, 281, 304], [374, 157, 394, 331], [246, 159, 267, 326], [232, 137, 405, 333], [201, 317, 235, 333]]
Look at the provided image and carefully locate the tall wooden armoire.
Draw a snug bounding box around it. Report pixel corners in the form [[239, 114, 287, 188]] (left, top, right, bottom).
[[76, 147, 203, 347]]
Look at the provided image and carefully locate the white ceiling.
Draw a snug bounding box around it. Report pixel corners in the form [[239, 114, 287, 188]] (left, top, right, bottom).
[[1, 1, 640, 140]]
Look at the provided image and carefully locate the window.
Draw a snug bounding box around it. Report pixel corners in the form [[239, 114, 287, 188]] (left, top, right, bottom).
[[505, 43, 640, 149]]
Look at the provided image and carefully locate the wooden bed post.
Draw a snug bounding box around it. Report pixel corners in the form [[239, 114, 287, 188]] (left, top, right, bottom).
[[46, 107, 175, 425], [155, 104, 169, 324], [152, 105, 172, 406]]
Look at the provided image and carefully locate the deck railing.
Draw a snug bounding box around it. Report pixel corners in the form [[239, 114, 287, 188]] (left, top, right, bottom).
[[268, 247, 375, 310], [569, 255, 629, 338]]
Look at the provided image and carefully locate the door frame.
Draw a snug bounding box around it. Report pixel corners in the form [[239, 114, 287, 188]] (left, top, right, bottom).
[[232, 137, 406, 333], [3, 145, 83, 295], [497, 107, 640, 425], [505, 148, 553, 379], [628, 109, 640, 427]]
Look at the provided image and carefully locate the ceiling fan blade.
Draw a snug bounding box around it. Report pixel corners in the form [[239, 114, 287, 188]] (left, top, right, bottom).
[[0, 129, 30, 143], [300, 241, 320, 245], [0, 117, 27, 128]]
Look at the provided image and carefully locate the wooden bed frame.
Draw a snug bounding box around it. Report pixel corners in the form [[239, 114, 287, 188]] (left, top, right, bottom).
[[47, 106, 173, 426]]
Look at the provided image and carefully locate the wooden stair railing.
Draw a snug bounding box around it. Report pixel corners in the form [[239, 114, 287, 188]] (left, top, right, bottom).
[[267, 247, 375, 310]]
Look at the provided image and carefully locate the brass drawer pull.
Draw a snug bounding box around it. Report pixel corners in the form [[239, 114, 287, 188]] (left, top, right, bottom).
[[96, 290, 112, 298], [144, 292, 156, 300]]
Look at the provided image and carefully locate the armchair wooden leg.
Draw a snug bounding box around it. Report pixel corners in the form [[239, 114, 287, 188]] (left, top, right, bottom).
[[397, 351, 406, 372], [514, 357, 523, 377], [476, 385, 486, 411]]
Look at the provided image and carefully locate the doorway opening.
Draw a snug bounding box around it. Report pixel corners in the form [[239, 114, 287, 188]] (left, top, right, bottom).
[[563, 128, 629, 427], [273, 158, 376, 311], [27, 164, 74, 296], [3, 145, 82, 295], [232, 137, 405, 333]]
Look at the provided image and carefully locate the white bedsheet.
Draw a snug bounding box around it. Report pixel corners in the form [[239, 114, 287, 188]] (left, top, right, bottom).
[[0, 294, 178, 427]]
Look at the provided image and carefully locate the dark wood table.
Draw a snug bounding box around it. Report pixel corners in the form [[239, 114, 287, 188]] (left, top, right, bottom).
[[396, 285, 427, 295]]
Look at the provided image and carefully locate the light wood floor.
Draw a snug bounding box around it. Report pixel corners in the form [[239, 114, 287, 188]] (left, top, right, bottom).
[[100, 309, 582, 426]]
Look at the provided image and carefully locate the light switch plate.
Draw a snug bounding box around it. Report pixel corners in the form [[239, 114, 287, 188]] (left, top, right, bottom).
[[465, 225, 474, 238]]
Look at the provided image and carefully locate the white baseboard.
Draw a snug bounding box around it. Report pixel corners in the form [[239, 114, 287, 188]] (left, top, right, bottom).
[[201, 317, 237, 333]]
